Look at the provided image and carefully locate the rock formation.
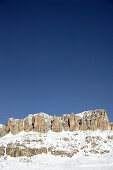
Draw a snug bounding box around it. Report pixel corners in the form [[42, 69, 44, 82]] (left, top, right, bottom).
[[0, 146, 5, 156], [68, 113, 79, 131], [0, 109, 112, 138], [0, 125, 7, 138], [51, 115, 62, 132], [33, 113, 51, 133], [5, 118, 23, 135], [24, 115, 33, 132], [0, 110, 113, 158]]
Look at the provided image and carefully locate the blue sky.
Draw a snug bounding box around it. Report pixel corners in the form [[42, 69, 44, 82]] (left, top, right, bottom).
[[0, 0, 113, 124]]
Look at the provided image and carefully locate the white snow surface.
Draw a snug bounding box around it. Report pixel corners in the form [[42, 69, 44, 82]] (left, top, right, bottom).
[[0, 130, 113, 170], [75, 109, 105, 118], [0, 152, 113, 170], [76, 110, 93, 118]]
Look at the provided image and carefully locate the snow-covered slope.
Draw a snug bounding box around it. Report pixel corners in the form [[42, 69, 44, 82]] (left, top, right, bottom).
[[0, 130, 113, 156], [0, 152, 113, 170], [0, 130, 113, 170]]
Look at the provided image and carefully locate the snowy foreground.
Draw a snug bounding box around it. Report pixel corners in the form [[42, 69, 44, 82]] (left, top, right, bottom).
[[0, 152, 113, 170], [0, 130, 113, 170]]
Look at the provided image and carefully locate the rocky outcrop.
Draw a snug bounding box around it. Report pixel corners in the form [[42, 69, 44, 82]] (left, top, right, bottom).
[[0, 146, 5, 156], [24, 115, 33, 132], [0, 125, 7, 138], [68, 113, 79, 131], [33, 113, 51, 133], [6, 143, 47, 157], [76, 110, 111, 131], [0, 109, 113, 138], [5, 118, 23, 135], [61, 114, 70, 131], [51, 115, 62, 132]]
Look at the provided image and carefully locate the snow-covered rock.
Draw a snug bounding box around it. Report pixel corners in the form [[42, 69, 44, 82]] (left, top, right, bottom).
[[0, 130, 113, 169], [1, 109, 113, 137], [0, 130, 113, 157]]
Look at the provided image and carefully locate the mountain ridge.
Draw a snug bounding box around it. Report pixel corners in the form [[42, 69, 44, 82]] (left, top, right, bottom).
[[0, 109, 113, 162], [0, 109, 113, 139]]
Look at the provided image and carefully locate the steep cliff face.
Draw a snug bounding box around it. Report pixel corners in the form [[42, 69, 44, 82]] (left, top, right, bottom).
[[5, 119, 23, 135], [0, 125, 7, 138], [76, 109, 111, 131], [24, 115, 33, 132], [0, 109, 112, 137], [33, 113, 52, 133], [51, 115, 62, 132]]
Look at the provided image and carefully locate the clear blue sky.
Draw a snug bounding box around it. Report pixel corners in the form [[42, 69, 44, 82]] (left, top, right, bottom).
[[0, 0, 113, 125]]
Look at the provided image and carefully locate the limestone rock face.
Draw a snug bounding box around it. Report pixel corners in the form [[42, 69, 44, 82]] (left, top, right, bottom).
[[69, 113, 79, 131], [96, 110, 110, 130], [51, 115, 62, 132], [61, 114, 70, 131], [78, 110, 97, 131], [0, 125, 7, 138], [6, 143, 47, 157], [75, 109, 110, 131], [0, 146, 5, 156], [5, 119, 23, 135], [24, 115, 33, 132], [0, 109, 112, 136], [6, 147, 19, 157], [20, 148, 35, 157], [33, 113, 51, 133]]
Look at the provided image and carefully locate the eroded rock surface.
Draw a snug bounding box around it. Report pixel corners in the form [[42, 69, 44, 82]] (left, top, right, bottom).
[[5, 119, 23, 135], [0, 125, 7, 138], [0, 109, 112, 138], [33, 113, 51, 133], [51, 115, 62, 132]]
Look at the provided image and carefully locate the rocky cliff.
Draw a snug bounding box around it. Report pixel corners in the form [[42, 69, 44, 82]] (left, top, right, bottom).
[[0, 109, 113, 158], [0, 109, 112, 138]]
